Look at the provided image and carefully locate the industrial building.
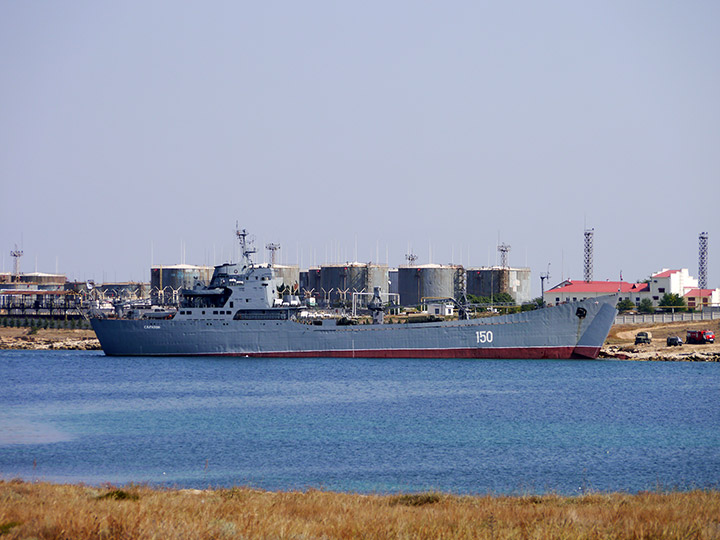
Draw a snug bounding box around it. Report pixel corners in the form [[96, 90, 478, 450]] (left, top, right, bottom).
[[0, 272, 66, 290], [0, 272, 82, 318], [0, 289, 84, 318]]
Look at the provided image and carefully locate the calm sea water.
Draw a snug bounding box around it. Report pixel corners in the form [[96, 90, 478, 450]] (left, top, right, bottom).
[[1, 350, 719, 495]]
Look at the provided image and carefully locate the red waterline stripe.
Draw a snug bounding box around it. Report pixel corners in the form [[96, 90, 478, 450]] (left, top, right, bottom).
[[213, 346, 602, 360]]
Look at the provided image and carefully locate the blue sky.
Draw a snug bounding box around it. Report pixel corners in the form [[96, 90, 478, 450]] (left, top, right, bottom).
[[1, 1, 718, 295]]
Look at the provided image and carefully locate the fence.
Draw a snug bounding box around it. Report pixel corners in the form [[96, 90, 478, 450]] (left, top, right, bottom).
[[615, 311, 720, 325], [0, 316, 91, 329]]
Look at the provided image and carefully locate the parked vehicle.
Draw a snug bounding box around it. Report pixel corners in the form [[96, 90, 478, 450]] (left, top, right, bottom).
[[666, 336, 683, 347], [635, 331, 652, 345], [686, 330, 715, 344]]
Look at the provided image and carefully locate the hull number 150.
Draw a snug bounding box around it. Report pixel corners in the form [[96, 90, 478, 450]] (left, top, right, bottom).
[[476, 330, 493, 344]]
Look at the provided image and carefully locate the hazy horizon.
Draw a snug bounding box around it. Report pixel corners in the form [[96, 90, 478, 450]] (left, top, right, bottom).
[[2, 2, 718, 295]]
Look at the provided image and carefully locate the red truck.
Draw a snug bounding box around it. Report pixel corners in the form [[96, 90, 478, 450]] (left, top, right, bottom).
[[686, 330, 715, 344]]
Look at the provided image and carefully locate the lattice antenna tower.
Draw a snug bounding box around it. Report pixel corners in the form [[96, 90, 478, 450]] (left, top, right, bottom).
[[699, 232, 708, 289], [405, 252, 418, 267], [497, 243, 511, 268], [266, 243, 281, 267], [10, 244, 23, 279], [583, 228, 594, 282]]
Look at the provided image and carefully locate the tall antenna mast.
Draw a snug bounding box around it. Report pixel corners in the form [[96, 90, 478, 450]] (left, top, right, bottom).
[[10, 244, 23, 281], [583, 228, 594, 282], [497, 243, 511, 268], [698, 231, 708, 289], [266, 243, 281, 267]]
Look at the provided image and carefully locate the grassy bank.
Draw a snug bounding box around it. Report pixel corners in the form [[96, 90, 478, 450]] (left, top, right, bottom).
[[1, 481, 719, 539]]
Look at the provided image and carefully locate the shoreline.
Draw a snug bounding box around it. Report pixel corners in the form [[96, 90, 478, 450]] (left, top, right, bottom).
[[600, 345, 720, 362], [1, 480, 718, 539], [0, 327, 100, 351]]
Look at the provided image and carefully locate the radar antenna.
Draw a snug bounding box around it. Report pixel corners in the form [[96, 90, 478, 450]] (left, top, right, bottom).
[[266, 243, 281, 267], [540, 263, 551, 307], [497, 243, 511, 268], [10, 244, 23, 281]]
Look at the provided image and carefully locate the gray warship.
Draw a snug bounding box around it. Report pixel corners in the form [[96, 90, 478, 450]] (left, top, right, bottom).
[[91, 230, 617, 359]]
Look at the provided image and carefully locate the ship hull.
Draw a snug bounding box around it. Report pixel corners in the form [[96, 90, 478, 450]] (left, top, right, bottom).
[[91, 295, 617, 359]]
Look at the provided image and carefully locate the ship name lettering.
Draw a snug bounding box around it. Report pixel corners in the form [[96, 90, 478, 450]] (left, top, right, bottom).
[[476, 330, 493, 344], [144, 325, 161, 330]]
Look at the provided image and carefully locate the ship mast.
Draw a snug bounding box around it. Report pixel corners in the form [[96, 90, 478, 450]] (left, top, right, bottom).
[[235, 225, 256, 267]]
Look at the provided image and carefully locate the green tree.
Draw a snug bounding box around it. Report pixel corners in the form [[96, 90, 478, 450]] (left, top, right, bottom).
[[616, 299, 636, 312], [658, 293, 686, 312], [521, 297, 545, 311], [468, 293, 516, 305], [493, 292, 515, 304], [638, 299, 655, 313]]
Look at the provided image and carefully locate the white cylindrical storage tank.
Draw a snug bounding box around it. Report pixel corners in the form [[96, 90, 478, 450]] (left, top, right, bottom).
[[151, 264, 213, 303], [509, 268, 532, 304], [467, 267, 532, 304], [273, 265, 300, 294], [366, 264, 389, 296]]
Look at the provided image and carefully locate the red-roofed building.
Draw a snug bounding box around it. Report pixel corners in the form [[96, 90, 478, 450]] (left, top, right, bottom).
[[543, 268, 718, 309], [684, 289, 720, 309], [651, 269, 678, 278], [648, 269, 697, 302], [544, 280, 649, 305]]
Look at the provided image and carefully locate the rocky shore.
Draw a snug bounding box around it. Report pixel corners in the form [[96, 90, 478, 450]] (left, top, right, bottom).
[[0, 327, 101, 351], [601, 320, 720, 362], [599, 344, 720, 362]]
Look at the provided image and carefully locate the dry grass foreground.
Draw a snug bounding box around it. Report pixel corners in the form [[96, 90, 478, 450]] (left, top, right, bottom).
[[1, 481, 719, 539]]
